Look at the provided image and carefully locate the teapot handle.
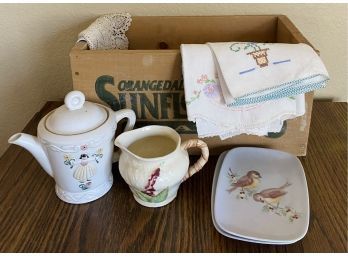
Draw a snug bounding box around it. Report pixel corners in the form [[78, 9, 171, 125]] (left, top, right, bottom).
[[113, 109, 136, 162], [115, 109, 136, 132], [180, 139, 209, 181]]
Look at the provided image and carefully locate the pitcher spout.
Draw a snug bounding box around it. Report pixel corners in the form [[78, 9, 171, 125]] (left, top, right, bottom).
[[114, 125, 181, 161], [114, 128, 138, 151], [8, 133, 53, 177]]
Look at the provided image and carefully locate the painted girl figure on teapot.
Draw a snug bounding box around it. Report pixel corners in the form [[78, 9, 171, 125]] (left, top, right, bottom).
[[64, 145, 104, 190]]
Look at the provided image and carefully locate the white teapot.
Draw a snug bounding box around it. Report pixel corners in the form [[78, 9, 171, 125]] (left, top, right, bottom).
[[8, 91, 136, 204]]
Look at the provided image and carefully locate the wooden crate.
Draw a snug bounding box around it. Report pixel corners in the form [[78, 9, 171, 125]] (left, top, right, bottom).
[[70, 15, 316, 156]]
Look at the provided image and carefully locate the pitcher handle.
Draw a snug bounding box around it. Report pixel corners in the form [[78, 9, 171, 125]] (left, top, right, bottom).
[[113, 109, 136, 162], [181, 139, 209, 181]]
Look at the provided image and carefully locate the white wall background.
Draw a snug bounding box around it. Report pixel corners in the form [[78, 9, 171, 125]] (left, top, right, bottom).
[[0, 3, 347, 156]]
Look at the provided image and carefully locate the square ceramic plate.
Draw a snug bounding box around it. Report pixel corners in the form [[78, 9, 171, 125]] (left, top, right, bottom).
[[213, 147, 309, 244], [211, 151, 285, 244], [211, 150, 303, 244]]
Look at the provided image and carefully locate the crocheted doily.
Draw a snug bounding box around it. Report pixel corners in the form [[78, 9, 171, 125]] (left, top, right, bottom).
[[77, 13, 132, 50]]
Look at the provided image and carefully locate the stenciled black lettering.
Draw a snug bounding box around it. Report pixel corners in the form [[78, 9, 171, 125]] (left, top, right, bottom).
[[139, 93, 159, 119], [95, 75, 126, 111], [134, 80, 141, 91], [127, 81, 135, 91], [141, 80, 150, 91], [149, 81, 157, 91], [118, 80, 127, 91], [156, 81, 163, 91], [173, 92, 187, 119], [129, 93, 138, 117], [163, 80, 172, 90], [171, 80, 179, 90], [159, 93, 172, 119]]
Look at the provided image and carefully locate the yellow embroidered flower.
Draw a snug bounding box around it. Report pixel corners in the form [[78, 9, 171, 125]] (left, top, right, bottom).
[[64, 154, 70, 161]]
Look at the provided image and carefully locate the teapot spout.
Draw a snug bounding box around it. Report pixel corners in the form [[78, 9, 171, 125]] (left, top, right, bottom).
[[8, 133, 53, 177]]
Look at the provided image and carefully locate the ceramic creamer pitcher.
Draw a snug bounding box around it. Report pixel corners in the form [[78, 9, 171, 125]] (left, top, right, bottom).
[[115, 125, 209, 207], [8, 91, 136, 204]]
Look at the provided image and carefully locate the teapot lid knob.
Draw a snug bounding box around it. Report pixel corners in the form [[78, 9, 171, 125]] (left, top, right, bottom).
[[64, 91, 85, 110]]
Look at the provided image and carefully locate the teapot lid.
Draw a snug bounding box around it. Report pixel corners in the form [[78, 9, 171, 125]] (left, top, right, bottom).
[[45, 91, 108, 135]]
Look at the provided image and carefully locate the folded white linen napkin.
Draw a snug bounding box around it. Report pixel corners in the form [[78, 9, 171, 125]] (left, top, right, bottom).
[[78, 13, 132, 50], [207, 42, 329, 106], [181, 44, 305, 139]]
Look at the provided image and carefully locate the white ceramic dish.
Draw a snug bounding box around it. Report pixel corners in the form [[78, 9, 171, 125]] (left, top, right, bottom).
[[211, 150, 302, 244], [212, 147, 309, 244]]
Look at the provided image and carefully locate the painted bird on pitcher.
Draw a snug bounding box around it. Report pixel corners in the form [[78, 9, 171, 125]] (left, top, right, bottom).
[[227, 170, 262, 193], [253, 182, 292, 206]]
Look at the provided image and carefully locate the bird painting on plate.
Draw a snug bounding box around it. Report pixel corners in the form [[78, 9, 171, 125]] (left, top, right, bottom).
[[252, 182, 300, 222], [227, 170, 262, 195], [253, 182, 291, 207]]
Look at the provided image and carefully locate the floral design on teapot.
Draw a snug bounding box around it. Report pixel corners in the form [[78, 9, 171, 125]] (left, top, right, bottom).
[[63, 154, 75, 168], [63, 146, 104, 191], [133, 168, 169, 203]]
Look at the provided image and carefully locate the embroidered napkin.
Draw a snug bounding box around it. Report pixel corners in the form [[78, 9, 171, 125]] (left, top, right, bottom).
[[181, 44, 305, 139], [207, 42, 329, 106], [78, 13, 132, 50]]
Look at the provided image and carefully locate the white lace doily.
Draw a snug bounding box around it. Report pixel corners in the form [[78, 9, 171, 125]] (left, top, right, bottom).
[[77, 13, 132, 50]]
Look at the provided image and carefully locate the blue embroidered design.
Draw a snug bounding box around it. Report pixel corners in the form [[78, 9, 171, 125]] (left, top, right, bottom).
[[273, 59, 291, 65], [239, 68, 256, 75], [227, 74, 329, 106]]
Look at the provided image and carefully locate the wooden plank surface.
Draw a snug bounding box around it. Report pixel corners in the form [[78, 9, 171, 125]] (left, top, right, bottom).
[[128, 15, 278, 49], [0, 102, 346, 252]]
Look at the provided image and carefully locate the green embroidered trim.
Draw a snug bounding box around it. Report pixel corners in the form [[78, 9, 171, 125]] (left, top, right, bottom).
[[227, 74, 329, 106]]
